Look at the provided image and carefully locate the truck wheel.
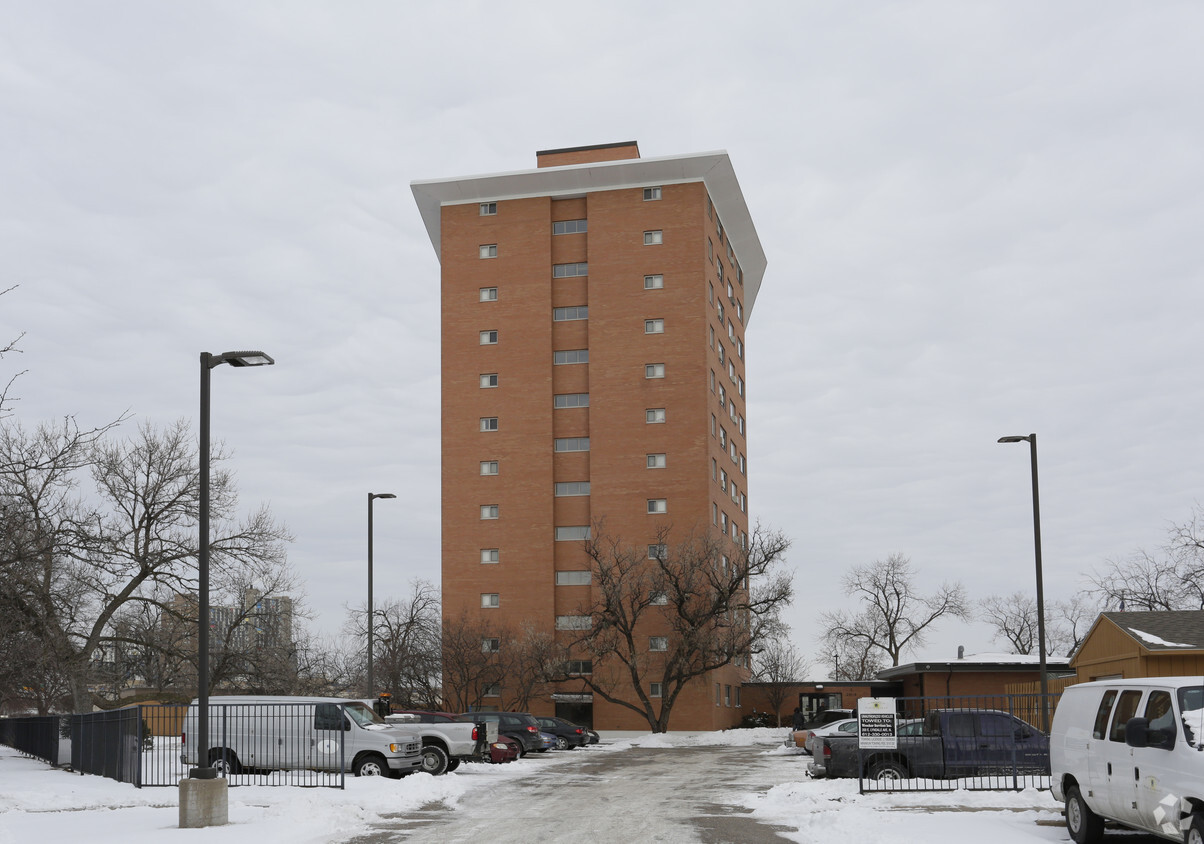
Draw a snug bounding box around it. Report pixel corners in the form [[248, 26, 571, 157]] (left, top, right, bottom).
[[868, 759, 907, 782], [209, 749, 241, 776], [1066, 785, 1104, 844], [1186, 814, 1204, 844], [355, 753, 391, 777], [420, 745, 449, 776], [446, 757, 461, 772]]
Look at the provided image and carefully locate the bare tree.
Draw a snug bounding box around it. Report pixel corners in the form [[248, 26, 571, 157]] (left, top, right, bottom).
[[1048, 594, 1097, 656], [0, 284, 27, 419], [750, 631, 808, 726], [980, 591, 1039, 654], [559, 523, 793, 733], [821, 553, 969, 668], [819, 623, 888, 680], [1088, 505, 1204, 611], [440, 611, 505, 713], [345, 580, 443, 708], [0, 418, 292, 712]]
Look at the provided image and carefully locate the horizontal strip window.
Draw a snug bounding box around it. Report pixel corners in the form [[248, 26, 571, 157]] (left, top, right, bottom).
[[553, 306, 588, 321], [555, 526, 591, 541], [564, 659, 592, 674], [553, 437, 590, 452], [554, 481, 590, 496], [555, 615, 591, 630], [554, 393, 589, 409], [553, 262, 588, 278], [555, 570, 591, 585], [554, 349, 589, 365], [553, 219, 588, 235]]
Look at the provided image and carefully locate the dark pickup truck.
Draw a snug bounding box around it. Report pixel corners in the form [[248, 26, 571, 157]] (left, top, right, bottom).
[[811, 708, 1050, 781]]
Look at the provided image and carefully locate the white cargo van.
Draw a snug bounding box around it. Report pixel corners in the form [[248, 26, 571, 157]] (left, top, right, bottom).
[[180, 695, 423, 778], [1050, 677, 1204, 843]]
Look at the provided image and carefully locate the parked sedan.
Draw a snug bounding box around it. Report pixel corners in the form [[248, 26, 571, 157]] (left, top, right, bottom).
[[535, 716, 588, 750], [803, 718, 859, 756], [536, 731, 556, 752], [458, 711, 544, 756], [489, 735, 520, 763]]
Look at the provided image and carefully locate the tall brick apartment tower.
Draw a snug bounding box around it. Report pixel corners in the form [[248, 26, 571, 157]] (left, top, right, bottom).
[[412, 142, 766, 731]]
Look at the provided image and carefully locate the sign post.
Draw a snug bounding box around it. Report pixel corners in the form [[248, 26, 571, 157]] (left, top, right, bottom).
[[857, 697, 897, 750]]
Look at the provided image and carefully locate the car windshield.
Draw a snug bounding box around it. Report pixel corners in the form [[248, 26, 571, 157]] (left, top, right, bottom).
[[345, 702, 385, 727], [1178, 686, 1204, 748]]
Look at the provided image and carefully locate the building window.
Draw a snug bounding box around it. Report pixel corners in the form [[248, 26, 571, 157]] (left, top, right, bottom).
[[730, 440, 738, 460], [720, 469, 728, 491], [480, 417, 498, 432], [647, 544, 667, 560], [650, 591, 668, 606], [482, 683, 500, 697], [480, 330, 498, 345], [711, 414, 717, 436], [555, 615, 592, 630], [708, 239, 713, 261], [709, 325, 715, 348], [646, 408, 666, 424], [481, 593, 499, 608], [724, 685, 731, 707], [643, 186, 662, 201], [480, 202, 497, 216], [555, 526, 591, 541], [553, 306, 588, 321], [644, 318, 664, 334], [553, 262, 589, 278], [482, 637, 500, 652], [553, 219, 588, 235], [649, 636, 668, 652], [554, 393, 590, 409], [480, 373, 498, 388], [645, 363, 665, 379], [647, 499, 667, 514], [721, 512, 729, 532], [644, 274, 664, 289], [650, 682, 663, 698], [644, 230, 663, 246], [480, 548, 499, 564], [553, 437, 590, 452], [718, 385, 726, 406], [480, 461, 499, 476], [716, 683, 721, 705], [565, 660, 593, 674], [735, 687, 742, 707], [554, 349, 589, 365], [646, 453, 666, 469], [739, 453, 746, 474], [555, 570, 591, 586], [479, 287, 498, 302], [717, 302, 725, 324], [719, 427, 727, 448], [479, 244, 497, 259], [480, 505, 499, 520], [554, 481, 590, 497]]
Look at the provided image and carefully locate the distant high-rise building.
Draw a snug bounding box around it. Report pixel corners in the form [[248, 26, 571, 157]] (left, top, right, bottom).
[[412, 142, 766, 730]]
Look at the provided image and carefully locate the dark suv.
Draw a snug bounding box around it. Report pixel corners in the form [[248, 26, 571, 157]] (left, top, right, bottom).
[[535, 716, 587, 750], [460, 711, 542, 755]]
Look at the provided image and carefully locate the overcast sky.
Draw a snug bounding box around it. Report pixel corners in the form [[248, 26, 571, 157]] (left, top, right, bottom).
[[4, 1, 1203, 669]]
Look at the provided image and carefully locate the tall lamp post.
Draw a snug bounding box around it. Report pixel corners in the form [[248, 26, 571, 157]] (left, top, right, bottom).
[[193, 351, 275, 780], [997, 433, 1049, 731], [367, 492, 396, 697]]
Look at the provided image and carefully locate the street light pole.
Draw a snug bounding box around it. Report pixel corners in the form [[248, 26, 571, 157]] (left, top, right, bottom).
[[193, 351, 274, 780], [367, 492, 396, 697], [998, 433, 1049, 731]]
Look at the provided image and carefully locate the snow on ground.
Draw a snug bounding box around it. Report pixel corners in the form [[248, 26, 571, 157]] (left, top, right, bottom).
[[0, 729, 1068, 844]]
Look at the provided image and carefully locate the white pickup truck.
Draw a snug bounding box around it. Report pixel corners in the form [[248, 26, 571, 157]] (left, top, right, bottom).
[[384, 710, 488, 775]]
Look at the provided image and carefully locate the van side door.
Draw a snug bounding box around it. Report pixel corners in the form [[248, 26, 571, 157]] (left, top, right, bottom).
[[312, 703, 347, 772], [1101, 689, 1144, 826], [1131, 690, 1182, 837]]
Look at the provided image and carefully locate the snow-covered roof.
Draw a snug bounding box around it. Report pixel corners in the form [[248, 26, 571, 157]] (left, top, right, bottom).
[[1101, 610, 1204, 652]]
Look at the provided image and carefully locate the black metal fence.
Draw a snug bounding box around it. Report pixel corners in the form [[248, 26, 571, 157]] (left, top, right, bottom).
[[0, 714, 64, 767], [2, 703, 352, 789], [827, 693, 1061, 793]]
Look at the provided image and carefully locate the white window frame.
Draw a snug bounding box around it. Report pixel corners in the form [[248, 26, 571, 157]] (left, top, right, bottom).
[[553, 349, 589, 365], [481, 637, 500, 652], [480, 417, 498, 432], [481, 593, 500, 608], [643, 186, 662, 201], [479, 244, 497, 259], [480, 202, 497, 216], [554, 481, 590, 497], [480, 505, 499, 520], [479, 287, 498, 302], [649, 636, 668, 652], [644, 274, 664, 290], [480, 373, 498, 388], [483, 683, 500, 697], [647, 543, 667, 560], [553, 262, 589, 278], [480, 461, 499, 476], [644, 318, 664, 334], [480, 330, 498, 345], [647, 498, 667, 514], [555, 570, 592, 586], [553, 219, 588, 235], [646, 408, 666, 424], [646, 453, 666, 469], [553, 437, 590, 452], [554, 393, 590, 409], [643, 230, 663, 246], [650, 682, 663, 698], [555, 615, 592, 630], [480, 548, 500, 564], [645, 363, 665, 379], [553, 306, 588, 321], [555, 526, 591, 541]]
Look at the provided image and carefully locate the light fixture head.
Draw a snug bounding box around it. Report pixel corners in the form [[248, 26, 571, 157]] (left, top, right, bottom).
[[371, 492, 397, 500], [217, 351, 275, 367], [997, 435, 1029, 444]]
